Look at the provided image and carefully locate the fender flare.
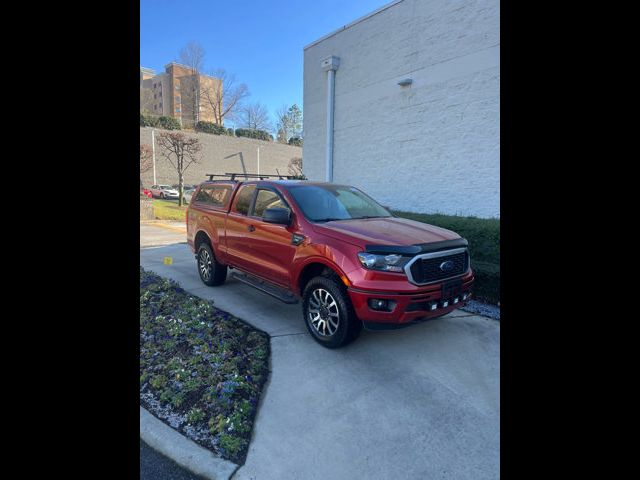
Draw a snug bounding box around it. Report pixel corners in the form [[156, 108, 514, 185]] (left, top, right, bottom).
[[293, 256, 352, 295], [193, 227, 221, 257]]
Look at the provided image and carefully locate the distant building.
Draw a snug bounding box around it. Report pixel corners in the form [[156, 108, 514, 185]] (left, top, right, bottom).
[[140, 63, 221, 127], [303, 0, 500, 218]]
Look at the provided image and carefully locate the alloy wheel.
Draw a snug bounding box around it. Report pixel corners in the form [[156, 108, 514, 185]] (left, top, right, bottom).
[[199, 249, 212, 281], [308, 288, 340, 336]]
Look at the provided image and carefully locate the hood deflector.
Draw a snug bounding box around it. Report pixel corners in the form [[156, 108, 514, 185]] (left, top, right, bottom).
[[365, 238, 468, 256]]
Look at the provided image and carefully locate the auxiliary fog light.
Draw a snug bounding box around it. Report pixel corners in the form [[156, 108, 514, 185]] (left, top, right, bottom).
[[429, 302, 438, 311], [368, 298, 396, 312], [440, 300, 449, 308], [462, 293, 468, 301], [453, 297, 459, 304]]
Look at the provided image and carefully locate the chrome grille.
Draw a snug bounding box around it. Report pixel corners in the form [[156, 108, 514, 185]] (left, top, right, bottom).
[[405, 248, 469, 285]]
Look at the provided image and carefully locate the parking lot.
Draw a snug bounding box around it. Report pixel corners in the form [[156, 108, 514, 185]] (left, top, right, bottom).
[[140, 225, 500, 480]]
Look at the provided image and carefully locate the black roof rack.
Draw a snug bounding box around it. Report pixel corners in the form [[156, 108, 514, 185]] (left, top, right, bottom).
[[205, 172, 296, 181]]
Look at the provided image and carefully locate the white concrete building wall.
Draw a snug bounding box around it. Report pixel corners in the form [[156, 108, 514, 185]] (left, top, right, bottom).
[[303, 0, 500, 218]]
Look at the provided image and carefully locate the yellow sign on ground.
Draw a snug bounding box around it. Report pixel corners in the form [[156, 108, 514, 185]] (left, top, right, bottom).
[[163, 257, 173, 265]]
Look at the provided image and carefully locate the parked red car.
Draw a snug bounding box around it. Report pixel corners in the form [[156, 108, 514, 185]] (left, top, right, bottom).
[[140, 187, 152, 198], [186, 177, 473, 348]]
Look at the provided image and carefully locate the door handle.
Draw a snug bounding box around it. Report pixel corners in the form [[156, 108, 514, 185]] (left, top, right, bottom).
[[247, 225, 255, 232]]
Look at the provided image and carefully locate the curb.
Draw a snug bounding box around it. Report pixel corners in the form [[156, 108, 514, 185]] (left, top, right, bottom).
[[140, 241, 188, 249], [140, 406, 239, 480], [140, 220, 186, 226]]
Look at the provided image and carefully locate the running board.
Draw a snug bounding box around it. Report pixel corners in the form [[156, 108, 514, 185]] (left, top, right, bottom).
[[230, 271, 299, 304]]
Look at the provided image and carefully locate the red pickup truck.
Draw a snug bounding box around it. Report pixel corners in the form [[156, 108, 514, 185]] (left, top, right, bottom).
[[186, 178, 474, 348]]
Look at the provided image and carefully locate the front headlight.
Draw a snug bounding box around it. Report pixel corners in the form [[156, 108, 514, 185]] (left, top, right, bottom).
[[357, 252, 410, 273]]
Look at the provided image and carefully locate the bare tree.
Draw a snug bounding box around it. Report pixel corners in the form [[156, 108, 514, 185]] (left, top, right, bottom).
[[140, 144, 153, 188], [178, 42, 206, 125], [155, 132, 202, 206], [200, 68, 249, 126], [239, 102, 272, 131], [288, 157, 306, 179], [140, 89, 154, 115], [179, 42, 205, 72]]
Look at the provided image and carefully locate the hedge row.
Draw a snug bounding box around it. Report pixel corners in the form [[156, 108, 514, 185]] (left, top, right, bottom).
[[140, 114, 181, 130], [141, 117, 294, 145], [392, 211, 500, 305], [234, 129, 273, 141], [195, 121, 234, 136]]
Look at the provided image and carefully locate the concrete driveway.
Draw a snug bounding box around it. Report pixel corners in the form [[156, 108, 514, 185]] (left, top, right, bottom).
[[140, 242, 500, 480]]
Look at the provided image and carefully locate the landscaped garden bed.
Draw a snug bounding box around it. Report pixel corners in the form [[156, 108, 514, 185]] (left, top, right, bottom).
[[140, 267, 270, 464]]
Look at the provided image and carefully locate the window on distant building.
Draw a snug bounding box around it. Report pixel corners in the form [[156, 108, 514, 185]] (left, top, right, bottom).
[[176, 108, 181, 113], [154, 94, 156, 99], [176, 96, 181, 103]]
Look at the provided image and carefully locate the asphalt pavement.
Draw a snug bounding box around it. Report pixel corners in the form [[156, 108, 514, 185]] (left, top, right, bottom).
[[141, 439, 206, 480]]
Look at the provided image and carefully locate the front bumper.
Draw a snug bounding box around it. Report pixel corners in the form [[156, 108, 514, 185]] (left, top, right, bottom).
[[347, 271, 474, 326]]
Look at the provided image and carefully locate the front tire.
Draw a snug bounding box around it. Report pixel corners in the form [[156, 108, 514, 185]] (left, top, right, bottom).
[[302, 276, 362, 348], [197, 243, 227, 286]]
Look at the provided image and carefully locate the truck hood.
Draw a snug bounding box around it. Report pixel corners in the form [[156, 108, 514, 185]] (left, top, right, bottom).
[[311, 217, 460, 248]]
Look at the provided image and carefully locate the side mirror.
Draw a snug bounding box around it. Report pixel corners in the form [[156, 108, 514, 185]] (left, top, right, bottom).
[[263, 208, 291, 225]]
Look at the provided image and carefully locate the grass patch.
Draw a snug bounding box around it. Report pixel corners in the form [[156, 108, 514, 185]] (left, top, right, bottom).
[[392, 211, 500, 305], [153, 199, 187, 221], [140, 267, 270, 464]]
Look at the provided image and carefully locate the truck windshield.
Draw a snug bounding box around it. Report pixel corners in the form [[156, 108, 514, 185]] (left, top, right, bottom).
[[286, 184, 391, 222]]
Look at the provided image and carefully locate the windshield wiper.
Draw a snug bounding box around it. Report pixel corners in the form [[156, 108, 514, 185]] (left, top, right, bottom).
[[313, 217, 347, 222]]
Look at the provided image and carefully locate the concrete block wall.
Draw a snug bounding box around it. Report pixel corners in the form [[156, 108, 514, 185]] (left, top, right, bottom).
[[303, 0, 500, 218], [140, 127, 302, 187]]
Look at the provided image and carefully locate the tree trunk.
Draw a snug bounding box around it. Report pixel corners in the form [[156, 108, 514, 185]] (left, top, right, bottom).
[[178, 173, 184, 207]]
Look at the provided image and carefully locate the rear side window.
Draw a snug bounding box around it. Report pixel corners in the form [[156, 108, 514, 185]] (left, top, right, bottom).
[[194, 185, 232, 207], [233, 185, 256, 215]]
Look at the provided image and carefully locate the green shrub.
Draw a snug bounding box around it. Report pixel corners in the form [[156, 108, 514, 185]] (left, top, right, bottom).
[[195, 121, 227, 135], [470, 260, 500, 305], [234, 128, 273, 141], [187, 408, 205, 424], [219, 434, 245, 457], [150, 374, 168, 390], [157, 116, 181, 130], [288, 137, 303, 147], [392, 211, 500, 305], [140, 113, 158, 127], [226, 128, 235, 136]]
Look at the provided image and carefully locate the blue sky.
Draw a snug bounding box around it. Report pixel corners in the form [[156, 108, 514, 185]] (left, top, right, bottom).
[[140, 0, 391, 129]]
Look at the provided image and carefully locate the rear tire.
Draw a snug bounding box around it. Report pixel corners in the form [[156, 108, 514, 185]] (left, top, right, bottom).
[[302, 276, 362, 348], [197, 243, 227, 286]]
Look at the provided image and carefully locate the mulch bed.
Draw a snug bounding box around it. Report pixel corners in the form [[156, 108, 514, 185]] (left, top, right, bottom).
[[140, 267, 270, 464]]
